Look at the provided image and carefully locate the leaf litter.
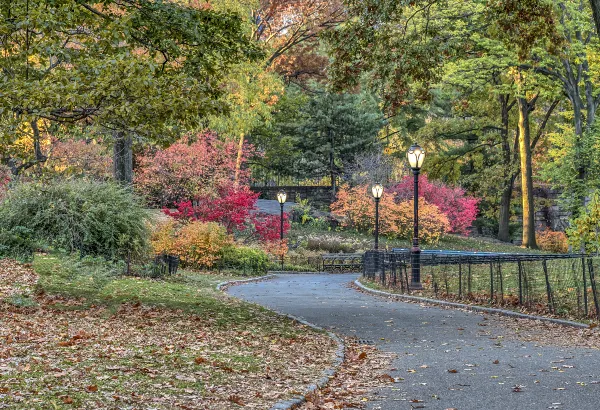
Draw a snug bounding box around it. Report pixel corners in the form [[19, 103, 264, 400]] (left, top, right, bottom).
[[0, 259, 340, 409]]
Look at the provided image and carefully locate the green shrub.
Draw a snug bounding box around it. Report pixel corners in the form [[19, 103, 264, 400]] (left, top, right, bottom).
[[0, 226, 37, 260], [0, 179, 150, 259], [220, 246, 270, 275]]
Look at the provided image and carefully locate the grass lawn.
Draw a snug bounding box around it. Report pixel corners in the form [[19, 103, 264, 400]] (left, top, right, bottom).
[[0, 256, 337, 409], [289, 223, 545, 254]]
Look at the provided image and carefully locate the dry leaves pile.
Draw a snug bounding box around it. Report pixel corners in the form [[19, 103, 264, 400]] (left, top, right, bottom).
[[301, 339, 395, 409], [0, 260, 338, 409], [0, 260, 37, 298]]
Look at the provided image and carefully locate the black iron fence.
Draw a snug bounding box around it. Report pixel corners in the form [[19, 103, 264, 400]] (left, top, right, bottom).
[[363, 249, 600, 321]]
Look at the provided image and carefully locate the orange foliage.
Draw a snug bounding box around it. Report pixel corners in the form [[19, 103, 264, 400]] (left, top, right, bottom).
[[262, 238, 288, 259], [331, 185, 450, 244], [151, 220, 232, 268], [536, 229, 568, 253]]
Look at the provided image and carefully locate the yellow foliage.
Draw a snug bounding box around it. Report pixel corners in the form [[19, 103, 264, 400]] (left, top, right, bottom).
[[151, 220, 232, 268]]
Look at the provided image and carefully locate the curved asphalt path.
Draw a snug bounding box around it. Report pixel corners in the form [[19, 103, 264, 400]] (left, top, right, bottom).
[[228, 274, 600, 410]]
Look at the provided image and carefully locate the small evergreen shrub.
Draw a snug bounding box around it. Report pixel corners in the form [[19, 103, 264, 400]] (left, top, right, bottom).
[[220, 246, 270, 274], [0, 179, 150, 259]]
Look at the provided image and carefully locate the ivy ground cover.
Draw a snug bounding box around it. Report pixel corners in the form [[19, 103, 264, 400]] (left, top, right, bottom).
[[0, 258, 337, 409]]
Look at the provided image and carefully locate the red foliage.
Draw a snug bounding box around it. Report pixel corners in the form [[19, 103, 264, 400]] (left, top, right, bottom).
[[134, 132, 253, 206], [164, 186, 290, 243], [389, 175, 479, 235]]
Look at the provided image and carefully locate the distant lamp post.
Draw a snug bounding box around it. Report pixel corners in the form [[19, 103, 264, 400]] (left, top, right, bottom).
[[407, 143, 426, 290], [371, 183, 384, 250], [277, 190, 287, 270]]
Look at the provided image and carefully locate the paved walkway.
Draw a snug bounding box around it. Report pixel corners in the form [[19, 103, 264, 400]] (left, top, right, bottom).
[[228, 274, 600, 410]]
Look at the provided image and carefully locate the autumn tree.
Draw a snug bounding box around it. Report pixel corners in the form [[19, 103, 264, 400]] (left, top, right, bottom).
[[0, 0, 259, 182]]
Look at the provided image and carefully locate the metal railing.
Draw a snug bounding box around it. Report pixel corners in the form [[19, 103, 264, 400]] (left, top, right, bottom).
[[363, 250, 600, 321]]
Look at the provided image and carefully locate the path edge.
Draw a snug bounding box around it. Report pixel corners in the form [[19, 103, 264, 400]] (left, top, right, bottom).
[[216, 275, 345, 410], [354, 279, 592, 330]]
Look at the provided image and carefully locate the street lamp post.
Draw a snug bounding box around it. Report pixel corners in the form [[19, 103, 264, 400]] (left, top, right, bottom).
[[407, 143, 426, 290], [276, 190, 287, 270], [371, 183, 384, 250]]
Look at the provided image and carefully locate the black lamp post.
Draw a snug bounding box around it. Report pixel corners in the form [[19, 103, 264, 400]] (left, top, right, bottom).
[[371, 183, 384, 250], [276, 190, 287, 270], [407, 143, 426, 290]]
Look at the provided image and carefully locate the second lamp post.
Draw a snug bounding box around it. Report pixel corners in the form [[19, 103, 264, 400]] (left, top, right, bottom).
[[371, 183, 384, 250], [407, 143, 426, 290], [277, 190, 287, 270]]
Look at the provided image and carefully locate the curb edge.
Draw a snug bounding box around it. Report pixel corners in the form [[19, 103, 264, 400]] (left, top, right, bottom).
[[353, 279, 591, 330], [216, 275, 345, 410]]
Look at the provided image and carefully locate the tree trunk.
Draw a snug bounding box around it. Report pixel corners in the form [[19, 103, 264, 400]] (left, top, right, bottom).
[[498, 175, 517, 242], [329, 127, 336, 199], [234, 133, 245, 186], [113, 131, 133, 184], [498, 94, 514, 242], [590, 0, 600, 37], [517, 97, 538, 249]]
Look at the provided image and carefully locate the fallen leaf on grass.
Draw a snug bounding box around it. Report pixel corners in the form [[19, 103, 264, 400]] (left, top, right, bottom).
[[85, 385, 98, 392], [228, 395, 245, 406], [61, 396, 73, 404]]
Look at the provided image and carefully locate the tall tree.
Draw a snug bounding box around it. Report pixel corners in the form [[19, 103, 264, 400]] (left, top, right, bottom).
[[0, 0, 259, 182], [292, 91, 384, 197]]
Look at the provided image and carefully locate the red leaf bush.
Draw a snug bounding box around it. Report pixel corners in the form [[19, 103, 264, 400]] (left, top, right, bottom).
[[389, 175, 479, 235], [134, 132, 252, 206], [163, 186, 290, 244]]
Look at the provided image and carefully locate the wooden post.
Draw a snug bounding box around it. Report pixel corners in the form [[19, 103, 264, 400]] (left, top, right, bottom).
[[498, 262, 504, 303], [518, 260, 523, 306], [458, 263, 463, 299], [467, 263, 472, 296], [489, 262, 494, 302], [582, 257, 588, 317], [588, 259, 600, 320], [542, 259, 554, 314]]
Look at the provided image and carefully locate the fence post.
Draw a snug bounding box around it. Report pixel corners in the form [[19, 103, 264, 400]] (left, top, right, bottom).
[[467, 263, 472, 296], [582, 256, 588, 317], [518, 260, 523, 306], [489, 262, 494, 302], [542, 259, 555, 314], [380, 252, 386, 286], [458, 262, 463, 299], [498, 262, 504, 303], [588, 258, 600, 320]]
